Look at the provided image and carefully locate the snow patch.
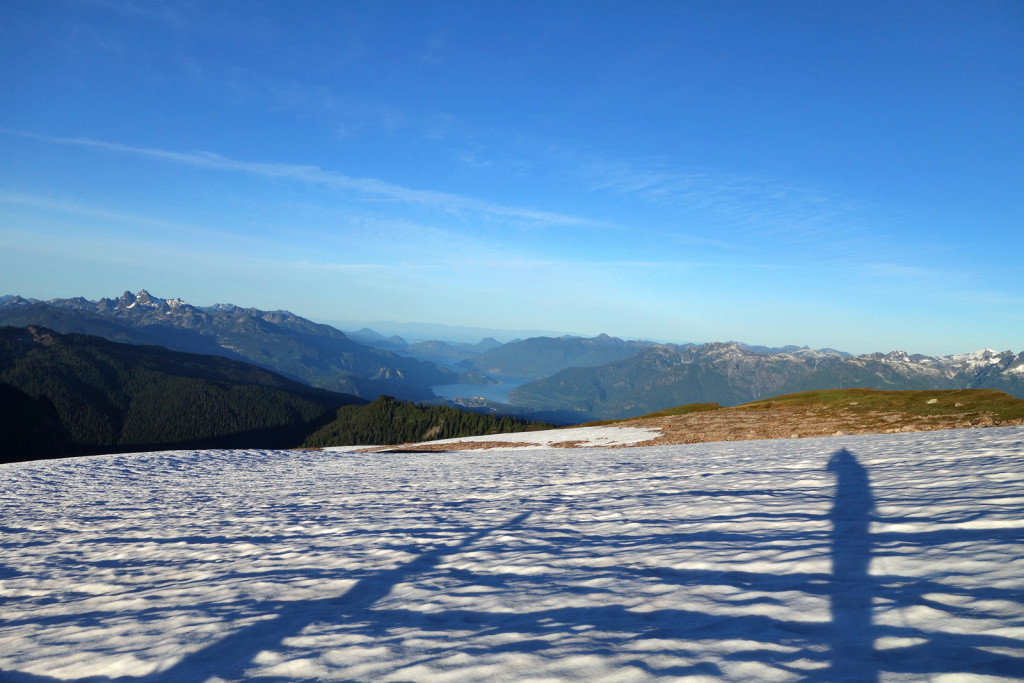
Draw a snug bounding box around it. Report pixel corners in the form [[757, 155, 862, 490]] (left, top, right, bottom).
[[387, 425, 664, 449], [945, 348, 1004, 365], [2, 428, 1024, 681]]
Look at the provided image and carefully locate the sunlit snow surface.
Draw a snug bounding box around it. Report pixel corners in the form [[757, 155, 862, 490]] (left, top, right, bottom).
[[2, 427, 1024, 681], [336, 425, 665, 450]]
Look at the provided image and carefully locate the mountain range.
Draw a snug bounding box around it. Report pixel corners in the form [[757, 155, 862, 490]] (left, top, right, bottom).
[[0, 326, 556, 462], [510, 342, 1024, 420], [3, 289, 1022, 425], [0, 291, 466, 401], [460, 333, 652, 378], [0, 325, 362, 461]]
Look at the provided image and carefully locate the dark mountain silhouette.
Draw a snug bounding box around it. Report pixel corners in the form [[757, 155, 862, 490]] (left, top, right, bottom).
[[6, 291, 1023, 427], [0, 326, 365, 462], [0, 291, 456, 400], [302, 395, 554, 448]]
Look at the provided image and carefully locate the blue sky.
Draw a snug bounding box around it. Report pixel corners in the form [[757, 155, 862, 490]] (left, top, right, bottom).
[[1, 1, 1021, 354]]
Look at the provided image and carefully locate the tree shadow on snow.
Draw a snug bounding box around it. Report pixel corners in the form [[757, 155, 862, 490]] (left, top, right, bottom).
[[5, 447, 1024, 681], [152, 510, 535, 682]]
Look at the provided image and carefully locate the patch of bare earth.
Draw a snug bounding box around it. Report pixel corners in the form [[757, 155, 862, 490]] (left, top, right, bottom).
[[367, 441, 527, 453], [337, 404, 1023, 453], [617, 406, 1023, 447]]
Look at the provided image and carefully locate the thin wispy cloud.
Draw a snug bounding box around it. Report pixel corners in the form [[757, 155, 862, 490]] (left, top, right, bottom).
[[0, 190, 211, 235], [2, 129, 610, 230], [0, 189, 323, 256], [576, 154, 869, 248], [268, 82, 407, 138], [477, 257, 789, 272], [856, 262, 943, 280], [421, 30, 451, 64], [3, 2, 1018, 354], [0, 189, 608, 278], [74, 0, 194, 29], [0, 223, 409, 295]]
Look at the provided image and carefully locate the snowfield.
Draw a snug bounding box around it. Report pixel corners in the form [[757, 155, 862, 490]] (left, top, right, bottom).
[[337, 425, 666, 450], [2, 427, 1024, 681]]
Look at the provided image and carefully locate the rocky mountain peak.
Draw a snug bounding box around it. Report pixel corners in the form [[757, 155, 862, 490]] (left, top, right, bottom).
[[1, 295, 34, 307], [114, 289, 167, 312]]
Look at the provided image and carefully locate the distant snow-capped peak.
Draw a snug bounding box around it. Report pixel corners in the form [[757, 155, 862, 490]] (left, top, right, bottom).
[[945, 348, 1003, 364], [121, 290, 163, 310]]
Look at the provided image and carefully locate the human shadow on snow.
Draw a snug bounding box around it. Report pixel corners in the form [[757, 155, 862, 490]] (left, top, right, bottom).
[[825, 447, 877, 682], [350, 448, 1022, 681], [816, 448, 1024, 680]]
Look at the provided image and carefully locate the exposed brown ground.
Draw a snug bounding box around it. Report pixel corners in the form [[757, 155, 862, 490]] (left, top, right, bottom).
[[615, 405, 1022, 447], [368, 440, 533, 453], [362, 403, 1023, 452]]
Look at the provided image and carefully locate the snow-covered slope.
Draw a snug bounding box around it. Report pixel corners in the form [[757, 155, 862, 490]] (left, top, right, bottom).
[[338, 424, 664, 450], [2, 428, 1023, 681]]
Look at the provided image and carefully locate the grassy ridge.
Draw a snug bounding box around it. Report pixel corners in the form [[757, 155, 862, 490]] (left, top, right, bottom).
[[741, 388, 1024, 420], [574, 388, 1024, 444], [634, 402, 724, 419], [581, 402, 723, 426], [623, 388, 1024, 423]]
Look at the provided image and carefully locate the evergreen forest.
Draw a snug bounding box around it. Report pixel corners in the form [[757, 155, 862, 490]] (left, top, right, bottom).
[[0, 326, 553, 463], [0, 326, 363, 462], [302, 395, 554, 447]]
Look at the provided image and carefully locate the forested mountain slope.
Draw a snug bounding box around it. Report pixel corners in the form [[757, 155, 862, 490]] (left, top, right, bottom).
[[302, 395, 554, 448], [0, 326, 364, 462], [511, 342, 1024, 421], [0, 291, 456, 400]]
